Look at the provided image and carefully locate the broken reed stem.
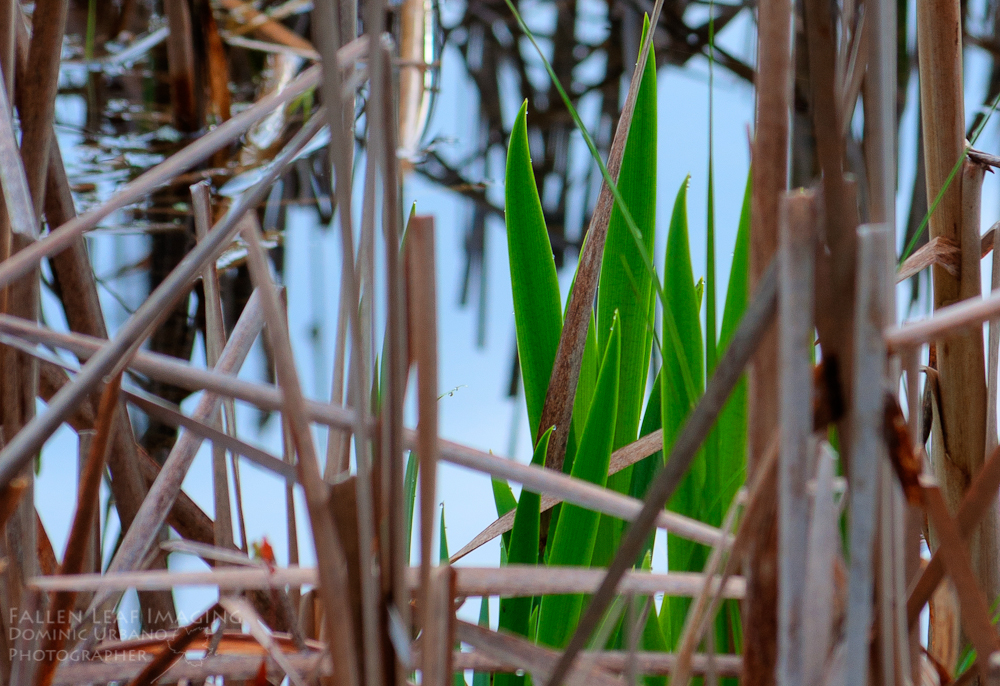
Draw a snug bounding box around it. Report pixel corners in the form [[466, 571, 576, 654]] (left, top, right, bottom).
[[845, 224, 891, 686], [776, 191, 816, 686], [238, 214, 362, 686], [408, 216, 440, 661], [34, 373, 121, 686]]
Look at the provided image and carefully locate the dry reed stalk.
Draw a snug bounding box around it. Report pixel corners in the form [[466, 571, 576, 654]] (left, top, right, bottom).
[[164, 0, 200, 131], [218, 0, 318, 55], [907, 445, 1000, 625], [33, 373, 121, 686], [407, 216, 439, 665], [802, 442, 838, 685], [80, 290, 263, 639], [422, 566, 456, 686], [777, 191, 816, 685], [920, 482, 1000, 680], [452, 650, 742, 676], [13, 10, 156, 605], [192, 182, 236, 551], [0, 58, 41, 686], [0, 44, 368, 295], [378, 38, 411, 686], [0, 106, 328, 488], [17, 0, 67, 218], [546, 259, 778, 686], [122, 387, 296, 482], [30, 564, 745, 599], [534, 0, 667, 478], [845, 224, 891, 686], [745, 0, 792, 679], [918, 0, 995, 654], [239, 213, 362, 686]]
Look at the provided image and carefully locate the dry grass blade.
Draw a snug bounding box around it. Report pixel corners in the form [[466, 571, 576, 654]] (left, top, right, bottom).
[[34, 373, 121, 686], [546, 258, 778, 686], [436, 437, 728, 548], [447, 429, 699, 562]]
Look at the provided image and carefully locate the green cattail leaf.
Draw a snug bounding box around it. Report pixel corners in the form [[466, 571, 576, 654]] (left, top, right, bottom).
[[403, 452, 418, 563], [535, 313, 621, 648], [505, 101, 563, 440], [497, 428, 552, 686], [472, 597, 491, 686], [658, 179, 707, 648], [492, 477, 518, 558]]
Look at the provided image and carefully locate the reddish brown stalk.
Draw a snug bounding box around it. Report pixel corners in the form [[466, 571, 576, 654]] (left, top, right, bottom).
[[408, 216, 439, 661], [34, 373, 122, 686], [17, 0, 67, 219], [744, 0, 792, 679], [218, 0, 319, 54], [164, 0, 200, 132]]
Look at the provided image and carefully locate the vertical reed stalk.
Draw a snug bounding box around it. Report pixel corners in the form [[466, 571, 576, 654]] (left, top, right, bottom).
[[918, 0, 995, 651], [746, 0, 792, 679]]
